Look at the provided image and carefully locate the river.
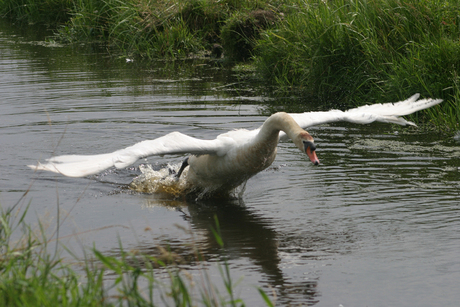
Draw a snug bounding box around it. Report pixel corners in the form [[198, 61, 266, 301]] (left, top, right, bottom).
[[1, 21, 459, 306]]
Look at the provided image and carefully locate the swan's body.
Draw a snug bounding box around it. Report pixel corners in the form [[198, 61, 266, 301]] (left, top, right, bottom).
[[29, 94, 442, 194], [183, 111, 318, 193]]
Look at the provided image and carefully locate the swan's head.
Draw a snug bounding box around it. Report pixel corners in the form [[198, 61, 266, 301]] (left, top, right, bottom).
[[296, 132, 320, 165]]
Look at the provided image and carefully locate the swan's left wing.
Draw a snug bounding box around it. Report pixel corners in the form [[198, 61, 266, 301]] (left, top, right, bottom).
[[28, 132, 236, 177], [280, 94, 442, 140]]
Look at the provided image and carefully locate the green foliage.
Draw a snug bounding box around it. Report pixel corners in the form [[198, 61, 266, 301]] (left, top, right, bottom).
[[59, 0, 109, 41], [180, 0, 227, 46], [256, 0, 371, 102], [254, 0, 460, 130], [60, 0, 201, 57]]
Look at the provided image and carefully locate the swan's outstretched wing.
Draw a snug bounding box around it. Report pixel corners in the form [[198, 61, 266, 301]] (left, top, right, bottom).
[[280, 94, 442, 140], [28, 132, 236, 177]]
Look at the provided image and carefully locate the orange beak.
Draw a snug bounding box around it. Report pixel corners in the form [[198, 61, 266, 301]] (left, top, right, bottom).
[[306, 146, 320, 165], [303, 141, 320, 165]]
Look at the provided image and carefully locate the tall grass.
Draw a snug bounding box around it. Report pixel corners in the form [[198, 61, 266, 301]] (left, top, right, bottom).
[[0, 202, 273, 306], [255, 0, 460, 130], [86, 0, 203, 57], [0, 0, 284, 58], [60, 0, 282, 58]]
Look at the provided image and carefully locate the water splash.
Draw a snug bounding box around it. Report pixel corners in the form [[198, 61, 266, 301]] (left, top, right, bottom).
[[128, 163, 247, 200], [129, 164, 191, 196]]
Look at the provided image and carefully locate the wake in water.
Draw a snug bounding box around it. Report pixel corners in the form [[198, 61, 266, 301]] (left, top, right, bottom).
[[128, 163, 247, 200]]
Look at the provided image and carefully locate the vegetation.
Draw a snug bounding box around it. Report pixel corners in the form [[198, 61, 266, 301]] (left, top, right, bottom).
[[255, 0, 460, 130], [0, 202, 270, 306], [1, 0, 459, 130]]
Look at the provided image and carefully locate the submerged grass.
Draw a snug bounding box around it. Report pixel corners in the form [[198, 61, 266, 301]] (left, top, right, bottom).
[[0, 199, 272, 306], [1, 0, 459, 130]]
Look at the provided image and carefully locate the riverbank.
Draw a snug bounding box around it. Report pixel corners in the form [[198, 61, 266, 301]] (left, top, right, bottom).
[[1, 0, 459, 130]]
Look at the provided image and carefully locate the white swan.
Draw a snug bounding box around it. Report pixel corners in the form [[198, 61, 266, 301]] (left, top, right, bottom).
[[29, 94, 442, 194]]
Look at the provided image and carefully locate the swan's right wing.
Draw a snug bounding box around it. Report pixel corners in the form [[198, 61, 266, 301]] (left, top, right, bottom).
[[28, 132, 236, 177], [280, 94, 442, 140]]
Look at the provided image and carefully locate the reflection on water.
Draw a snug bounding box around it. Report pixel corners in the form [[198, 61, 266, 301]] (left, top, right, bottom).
[[1, 20, 460, 306], [129, 196, 320, 305]]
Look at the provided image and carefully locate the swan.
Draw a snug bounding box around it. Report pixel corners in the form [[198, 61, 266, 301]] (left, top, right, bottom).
[[29, 94, 442, 195]]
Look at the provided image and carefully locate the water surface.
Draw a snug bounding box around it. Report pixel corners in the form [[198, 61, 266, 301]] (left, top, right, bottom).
[[1, 21, 460, 306]]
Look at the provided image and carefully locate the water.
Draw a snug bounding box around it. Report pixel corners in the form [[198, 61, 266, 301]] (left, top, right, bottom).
[[1, 21, 460, 306]]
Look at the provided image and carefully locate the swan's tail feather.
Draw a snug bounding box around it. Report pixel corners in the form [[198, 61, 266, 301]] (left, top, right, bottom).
[[28, 153, 117, 177]]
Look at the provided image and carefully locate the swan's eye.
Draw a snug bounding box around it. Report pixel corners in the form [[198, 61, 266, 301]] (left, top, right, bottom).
[[303, 141, 316, 151]]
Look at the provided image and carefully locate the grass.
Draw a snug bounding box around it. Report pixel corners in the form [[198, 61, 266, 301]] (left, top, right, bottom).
[[254, 0, 460, 130], [0, 0, 284, 58], [0, 199, 272, 306], [1, 0, 459, 131]]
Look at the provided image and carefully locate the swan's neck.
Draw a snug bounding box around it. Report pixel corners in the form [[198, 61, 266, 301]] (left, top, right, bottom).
[[257, 112, 306, 145]]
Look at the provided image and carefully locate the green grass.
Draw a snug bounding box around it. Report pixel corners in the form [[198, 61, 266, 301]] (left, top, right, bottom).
[[1, 0, 459, 130], [0, 200, 272, 306], [254, 0, 460, 130], [0, 0, 284, 58]]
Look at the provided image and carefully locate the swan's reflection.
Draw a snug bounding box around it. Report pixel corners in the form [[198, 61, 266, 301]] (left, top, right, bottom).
[[124, 195, 321, 305], [187, 198, 283, 281]]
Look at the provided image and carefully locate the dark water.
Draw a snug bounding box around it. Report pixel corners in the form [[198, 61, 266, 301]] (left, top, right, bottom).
[[1, 21, 460, 306]]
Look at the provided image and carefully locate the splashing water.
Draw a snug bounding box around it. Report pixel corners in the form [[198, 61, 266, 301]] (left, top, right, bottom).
[[128, 163, 248, 200], [129, 164, 191, 196]]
